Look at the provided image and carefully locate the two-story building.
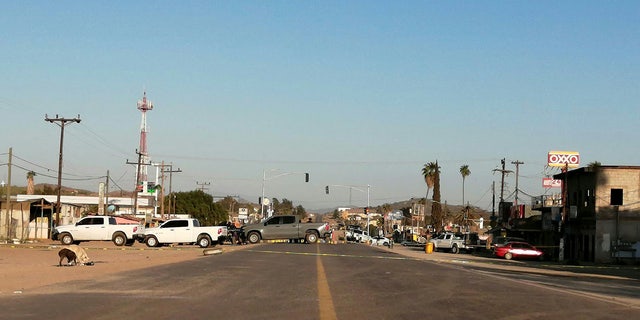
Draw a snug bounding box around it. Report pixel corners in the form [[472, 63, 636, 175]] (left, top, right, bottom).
[[554, 165, 640, 263]]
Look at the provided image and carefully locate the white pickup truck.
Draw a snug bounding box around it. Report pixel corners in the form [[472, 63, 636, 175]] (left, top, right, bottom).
[[429, 232, 479, 254], [141, 218, 227, 248], [53, 215, 144, 246]]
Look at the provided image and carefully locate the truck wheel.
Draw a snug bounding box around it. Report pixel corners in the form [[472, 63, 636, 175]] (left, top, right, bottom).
[[451, 244, 459, 254], [197, 235, 211, 248], [504, 252, 513, 260], [60, 233, 74, 245], [247, 232, 261, 244], [145, 235, 159, 247], [112, 232, 127, 246], [305, 232, 318, 244]]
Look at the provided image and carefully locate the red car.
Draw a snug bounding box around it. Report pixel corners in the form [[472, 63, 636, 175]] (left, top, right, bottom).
[[494, 242, 543, 260]]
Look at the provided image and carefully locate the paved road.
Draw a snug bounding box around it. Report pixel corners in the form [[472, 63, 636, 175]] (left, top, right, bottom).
[[1, 243, 638, 319]]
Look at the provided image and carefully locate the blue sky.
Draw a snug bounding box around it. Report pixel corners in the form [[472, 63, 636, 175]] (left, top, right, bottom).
[[1, 1, 639, 211]]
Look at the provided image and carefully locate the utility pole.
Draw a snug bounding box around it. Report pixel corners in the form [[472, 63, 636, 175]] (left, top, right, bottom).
[[491, 181, 496, 218], [5, 148, 12, 239], [511, 160, 524, 214], [45, 114, 81, 227], [196, 181, 211, 192], [105, 170, 110, 213], [162, 164, 181, 216], [126, 151, 151, 216], [492, 158, 512, 221]]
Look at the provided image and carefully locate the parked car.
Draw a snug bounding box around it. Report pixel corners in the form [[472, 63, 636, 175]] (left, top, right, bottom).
[[53, 215, 143, 246], [141, 218, 227, 248], [429, 232, 479, 254], [347, 229, 371, 243], [494, 242, 544, 260], [492, 236, 526, 248], [372, 236, 390, 247]]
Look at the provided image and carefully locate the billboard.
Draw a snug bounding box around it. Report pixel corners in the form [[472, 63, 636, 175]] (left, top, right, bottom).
[[547, 151, 580, 168]]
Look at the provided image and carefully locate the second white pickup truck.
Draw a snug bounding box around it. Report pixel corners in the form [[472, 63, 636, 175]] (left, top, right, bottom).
[[141, 218, 227, 248]]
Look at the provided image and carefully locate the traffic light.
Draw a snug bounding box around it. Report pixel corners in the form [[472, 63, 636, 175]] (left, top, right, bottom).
[[258, 197, 262, 205], [305, 173, 309, 182], [364, 207, 368, 215], [325, 186, 329, 194]]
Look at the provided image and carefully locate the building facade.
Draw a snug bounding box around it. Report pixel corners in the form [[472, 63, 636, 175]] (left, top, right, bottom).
[[555, 166, 640, 263]]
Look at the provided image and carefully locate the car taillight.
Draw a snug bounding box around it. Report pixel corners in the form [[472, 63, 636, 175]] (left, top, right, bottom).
[[218, 228, 223, 235], [133, 226, 138, 232], [324, 224, 329, 231]]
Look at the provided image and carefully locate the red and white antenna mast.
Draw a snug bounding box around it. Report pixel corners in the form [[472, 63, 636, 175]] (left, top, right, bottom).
[[137, 91, 153, 183]]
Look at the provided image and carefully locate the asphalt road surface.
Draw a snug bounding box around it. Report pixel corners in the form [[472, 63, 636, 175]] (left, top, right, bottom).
[[2, 243, 638, 319]]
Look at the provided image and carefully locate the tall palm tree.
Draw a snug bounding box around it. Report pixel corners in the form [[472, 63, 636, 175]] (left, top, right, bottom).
[[431, 161, 443, 232], [459, 165, 470, 206], [421, 162, 438, 200], [26, 171, 36, 195]]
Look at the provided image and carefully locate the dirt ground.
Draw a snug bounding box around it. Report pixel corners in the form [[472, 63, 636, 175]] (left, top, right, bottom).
[[0, 240, 241, 295]]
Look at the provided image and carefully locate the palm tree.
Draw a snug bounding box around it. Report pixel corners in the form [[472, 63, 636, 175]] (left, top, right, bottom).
[[422, 161, 443, 232], [26, 171, 36, 195], [459, 165, 470, 206], [459, 165, 471, 231], [431, 161, 443, 232], [421, 162, 438, 201]]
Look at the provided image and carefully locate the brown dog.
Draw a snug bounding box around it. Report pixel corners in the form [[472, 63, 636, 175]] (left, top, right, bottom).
[[58, 248, 78, 266]]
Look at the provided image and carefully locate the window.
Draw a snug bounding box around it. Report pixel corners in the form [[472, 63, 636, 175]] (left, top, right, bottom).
[[611, 189, 623, 206], [282, 216, 296, 224], [162, 220, 188, 228], [266, 217, 281, 225]]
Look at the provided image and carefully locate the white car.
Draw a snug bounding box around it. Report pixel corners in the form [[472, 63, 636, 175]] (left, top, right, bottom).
[[347, 229, 370, 243], [372, 236, 391, 247]]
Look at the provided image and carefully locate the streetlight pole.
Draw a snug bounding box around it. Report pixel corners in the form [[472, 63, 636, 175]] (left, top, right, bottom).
[[261, 169, 309, 219]]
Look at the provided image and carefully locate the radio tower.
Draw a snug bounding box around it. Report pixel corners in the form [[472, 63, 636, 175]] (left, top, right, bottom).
[[137, 91, 153, 183]]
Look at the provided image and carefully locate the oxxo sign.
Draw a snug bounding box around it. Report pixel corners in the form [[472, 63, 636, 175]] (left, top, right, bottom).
[[547, 151, 580, 168]]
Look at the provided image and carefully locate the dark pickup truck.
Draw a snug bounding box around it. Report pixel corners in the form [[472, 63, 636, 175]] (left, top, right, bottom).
[[242, 215, 331, 244]]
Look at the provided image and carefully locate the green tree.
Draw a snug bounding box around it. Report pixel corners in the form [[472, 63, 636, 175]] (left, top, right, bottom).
[[587, 161, 602, 169], [217, 196, 238, 217], [293, 205, 306, 216], [174, 190, 226, 226]]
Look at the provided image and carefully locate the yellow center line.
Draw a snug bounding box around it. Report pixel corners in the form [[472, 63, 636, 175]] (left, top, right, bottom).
[[316, 245, 337, 320]]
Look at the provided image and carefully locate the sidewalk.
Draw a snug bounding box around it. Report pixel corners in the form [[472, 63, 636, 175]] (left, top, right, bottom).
[[378, 243, 640, 281]]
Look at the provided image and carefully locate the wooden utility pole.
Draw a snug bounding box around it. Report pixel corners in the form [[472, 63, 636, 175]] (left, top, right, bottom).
[[162, 164, 181, 217], [492, 158, 512, 221], [45, 114, 81, 227], [5, 148, 12, 239], [196, 181, 210, 192], [511, 160, 524, 213], [126, 151, 151, 216]]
